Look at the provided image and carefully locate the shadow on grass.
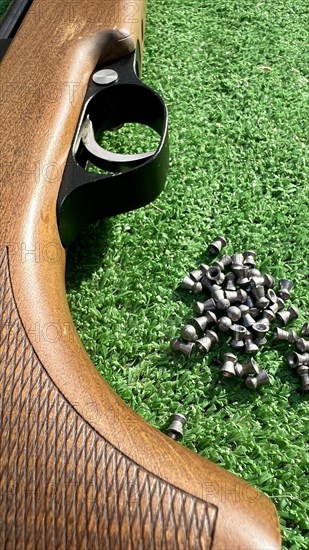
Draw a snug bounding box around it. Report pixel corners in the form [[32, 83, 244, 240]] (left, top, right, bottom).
[[65, 218, 112, 292]]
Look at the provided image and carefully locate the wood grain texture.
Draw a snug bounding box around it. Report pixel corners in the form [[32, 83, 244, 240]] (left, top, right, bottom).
[[0, 248, 217, 549], [0, 0, 281, 548]]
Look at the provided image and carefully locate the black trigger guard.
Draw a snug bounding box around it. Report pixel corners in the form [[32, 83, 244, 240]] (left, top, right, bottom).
[[57, 52, 169, 247]]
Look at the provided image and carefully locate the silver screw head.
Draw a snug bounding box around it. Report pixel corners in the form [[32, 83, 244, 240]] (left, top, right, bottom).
[[92, 68, 118, 85]]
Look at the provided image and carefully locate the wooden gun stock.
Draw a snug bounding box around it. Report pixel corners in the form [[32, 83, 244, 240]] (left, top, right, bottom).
[[0, 0, 281, 548]]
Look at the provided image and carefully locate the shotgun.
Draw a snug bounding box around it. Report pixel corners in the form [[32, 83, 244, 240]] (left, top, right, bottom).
[[0, 0, 281, 548]]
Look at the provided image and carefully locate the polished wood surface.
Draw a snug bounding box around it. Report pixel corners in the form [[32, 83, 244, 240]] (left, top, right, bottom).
[[0, 0, 281, 547]]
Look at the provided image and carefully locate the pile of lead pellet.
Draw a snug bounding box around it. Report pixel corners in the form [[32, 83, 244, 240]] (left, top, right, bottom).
[[170, 236, 309, 391]]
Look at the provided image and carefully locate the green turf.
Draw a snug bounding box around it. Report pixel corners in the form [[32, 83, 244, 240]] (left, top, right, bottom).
[[1, 0, 308, 548]]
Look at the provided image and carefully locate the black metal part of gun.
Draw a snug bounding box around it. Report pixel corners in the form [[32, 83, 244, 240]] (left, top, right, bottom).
[[0, 0, 32, 58], [57, 51, 169, 247]]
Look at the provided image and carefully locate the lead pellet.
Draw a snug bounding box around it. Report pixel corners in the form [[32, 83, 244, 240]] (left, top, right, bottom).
[[252, 322, 269, 346], [226, 306, 242, 322], [231, 253, 244, 268], [297, 366, 309, 391], [287, 351, 309, 368], [180, 325, 199, 342], [205, 265, 225, 285], [170, 338, 195, 358], [196, 330, 218, 353], [276, 305, 299, 326], [278, 279, 293, 301], [299, 373, 309, 391], [243, 250, 256, 267], [208, 236, 227, 255], [166, 413, 187, 440], [273, 327, 298, 344], [193, 311, 217, 333], [220, 352, 237, 377], [235, 358, 259, 378], [224, 271, 237, 291], [180, 276, 203, 294], [243, 331, 259, 354], [245, 370, 270, 390], [301, 322, 309, 336], [295, 338, 309, 353], [193, 298, 216, 316], [217, 316, 232, 332], [229, 324, 247, 348], [250, 283, 269, 310], [189, 268, 203, 282], [233, 265, 250, 288]]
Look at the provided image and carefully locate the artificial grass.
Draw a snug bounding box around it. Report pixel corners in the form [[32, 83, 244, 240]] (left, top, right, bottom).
[[1, 0, 308, 548]]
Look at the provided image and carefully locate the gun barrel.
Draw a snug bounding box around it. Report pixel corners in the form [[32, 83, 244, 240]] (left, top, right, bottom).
[[0, 0, 32, 38]]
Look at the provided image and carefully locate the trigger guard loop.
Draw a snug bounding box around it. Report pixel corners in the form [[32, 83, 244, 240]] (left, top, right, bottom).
[[57, 51, 169, 247], [79, 115, 155, 168], [74, 75, 167, 173]]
